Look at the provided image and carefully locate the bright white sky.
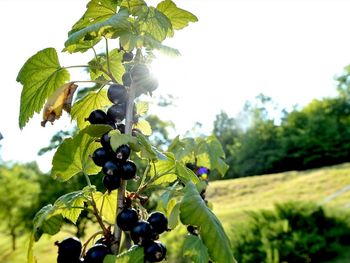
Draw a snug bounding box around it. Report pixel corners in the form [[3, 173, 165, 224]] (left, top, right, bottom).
[[1, 0, 350, 172]]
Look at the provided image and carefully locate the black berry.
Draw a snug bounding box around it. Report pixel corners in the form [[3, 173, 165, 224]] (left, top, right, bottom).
[[117, 208, 139, 231], [86, 110, 109, 125], [144, 241, 167, 262], [122, 51, 134, 62], [117, 124, 125, 134], [92, 148, 111, 167], [121, 161, 137, 180], [107, 84, 127, 104], [122, 72, 132, 87], [130, 220, 153, 245], [100, 132, 111, 151], [115, 145, 131, 162], [84, 244, 109, 263], [147, 212, 168, 235], [102, 160, 121, 176], [56, 237, 82, 262], [130, 64, 150, 81], [107, 103, 126, 122], [103, 174, 121, 191]]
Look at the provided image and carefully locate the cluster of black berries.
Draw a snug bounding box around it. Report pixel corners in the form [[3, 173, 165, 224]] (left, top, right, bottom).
[[92, 133, 136, 191], [117, 208, 168, 262], [56, 237, 111, 263]]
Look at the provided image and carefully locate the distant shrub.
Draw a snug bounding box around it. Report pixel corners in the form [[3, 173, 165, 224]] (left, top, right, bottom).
[[231, 202, 350, 263]]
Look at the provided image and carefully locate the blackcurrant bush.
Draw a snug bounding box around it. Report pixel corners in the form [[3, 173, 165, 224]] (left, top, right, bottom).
[[102, 160, 121, 176], [107, 84, 127, 104], [92, 148, 111, 167], [86, 110, 109, 125], [121, 160, 137, 180], [56, 237, 82, 261], [103, 174, 121, 191], [130, 220, 153, 245], [117, 208, 139, 231], [122, 51, 134, 62], [122, 72, 132, 87], [84, 244, 109, 263], [115, 144, 131, 162], [147, 212, 168, 234], [107, 103, 126, 122], [100, 132, 111, 151], [144, 241, 167, 262]]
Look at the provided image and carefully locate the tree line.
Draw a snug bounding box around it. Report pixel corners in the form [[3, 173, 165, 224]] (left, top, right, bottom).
[[213, 82, 350, 178]]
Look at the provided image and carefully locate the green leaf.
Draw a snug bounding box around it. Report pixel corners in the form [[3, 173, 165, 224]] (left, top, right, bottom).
[[180, 182, 236, 263], [183, 235, 210, 263], [93, 190, 117, 224], [157, 0, 198, 30], [65, 9, 131, 52], [176, 163, 199, 184], [110, 132, 139, 152], [104, 245, 144, 263], [135, 101, 149, 117], [120, 0, 147, 16], [197, 136, 229, 176], [89, 49, 125, 83], [71, 0, 117, 32], [136, 133, 157, 159], [17, 48, 70, 129], [167, 200, 180, 229], [140, 7, 172, 42], [153, 173, 177, 185], [71, 89, 111, 130], [33, 205, 64, 241], [52, 125, 112, 181], [134, 119, 152, 136], [54, 187, 94, 223], [150, 152, 176, 176], [27, 233, 36, 263]]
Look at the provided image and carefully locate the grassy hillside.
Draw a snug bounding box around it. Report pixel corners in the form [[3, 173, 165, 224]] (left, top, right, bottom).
[[1, 163, 350, 262]]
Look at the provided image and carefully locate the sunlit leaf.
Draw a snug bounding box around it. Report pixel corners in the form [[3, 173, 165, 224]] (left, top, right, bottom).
[[157, 0, 198, 31], [93, 190, 117, 224], [71, 89, 111, 130], [52, 125, 112, 181], [134, 119, 152, 136], [180, 182, 236, 263], [135, 101, 149, 117], [176, 163, 199, 184], [140, 7, 172, 42], [17, 48, 70, 129], [110, 132, 139, 152]]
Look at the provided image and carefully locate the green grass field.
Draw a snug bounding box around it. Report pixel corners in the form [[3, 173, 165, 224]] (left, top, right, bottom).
[[1, 163, 350, 263]]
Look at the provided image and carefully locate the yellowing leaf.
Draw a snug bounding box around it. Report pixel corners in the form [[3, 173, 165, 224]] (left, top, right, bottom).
[[133, 119, 152, 136], [135, 101, 149, 117], [41, 82, 78, 127]]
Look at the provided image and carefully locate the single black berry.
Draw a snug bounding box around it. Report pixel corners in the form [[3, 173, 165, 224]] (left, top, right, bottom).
[[115, 145, 131, 162], [92, 148, 111, 167], [102, 160, 121, 176], [122, 72, 132, 86], [100, 132, 111, 151], [130, 220, 153, 245], [147, 212, 168, 235], [86, 110, 109, 125], [103, 174, 121, 191], [56, 237, 82, 262], [84, 244, 109, 263], [187, 225, 198, 236], [121, 161, 137, 180], [144, 241, 167, 262], [185, 163, 196, 171], [107, 103, 126, 122], [142, 77, 159, 94], [122, 51, 134, 62], [117, 208, 139, 231], [107, 84, 127, 104], [117, 123, 125, 134]]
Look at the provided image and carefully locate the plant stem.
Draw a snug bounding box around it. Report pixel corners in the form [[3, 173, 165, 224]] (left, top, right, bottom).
[[112, 77, 136, 254]]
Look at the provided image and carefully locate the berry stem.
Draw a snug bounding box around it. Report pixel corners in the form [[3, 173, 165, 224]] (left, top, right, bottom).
[[112, 74, 137, 254]]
